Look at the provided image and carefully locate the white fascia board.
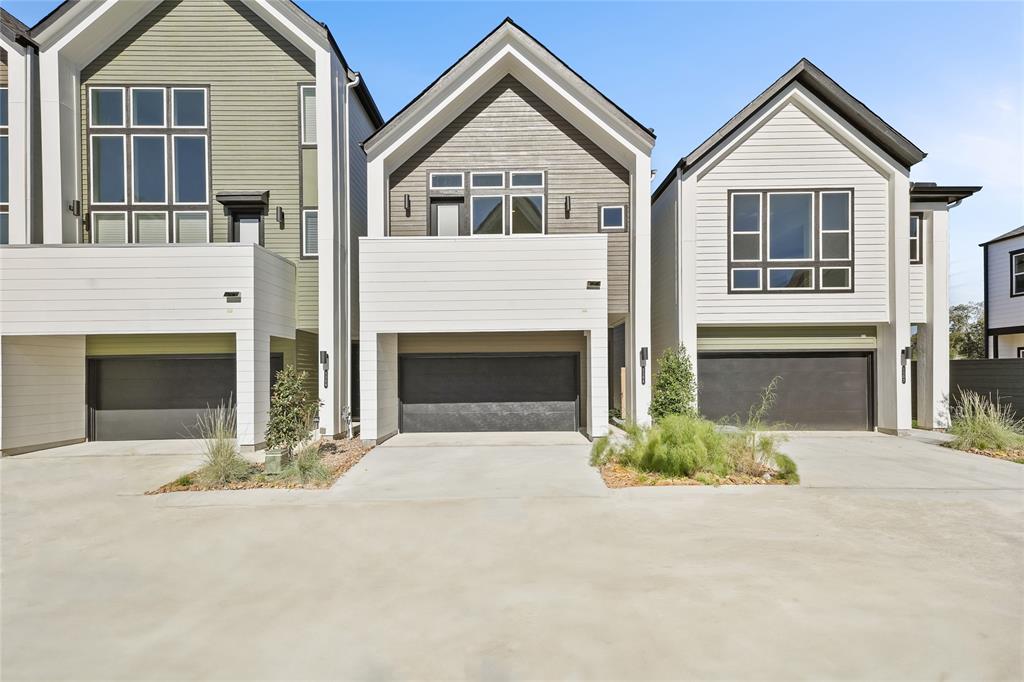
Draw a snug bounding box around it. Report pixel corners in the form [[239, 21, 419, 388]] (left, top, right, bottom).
[[684, 84, 905, 184]]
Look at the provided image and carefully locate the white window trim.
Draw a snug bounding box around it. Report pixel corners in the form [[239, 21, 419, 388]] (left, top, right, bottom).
[[171, 134, 209, 205], [819, 191, 852, 262], [429, 172, 464, 190], [470, 194, 505, 236], [510, 194, 545, 235], [729, 192, 761, 261], [600, 204, 627, 232], [470, 171, 505, 189], [766, 191, 815, 262], [133, 210, 169, 244], [88, 86, 126, 128], [129, 87, 167, 128], [172, 210, 211, 243], [170, 87, 208, 129], [1012, 254, 1024, 296], [302, 209, 319, 257], [731, 268, 762, 291], [130, 134, 168, 205], [90, 211, 129, 244], [509, 170, 545, 189], [767, 266, 815, 291], [300, 85, 317, 145], [89, 134, 128, 206], [819, 266, 852, 291]]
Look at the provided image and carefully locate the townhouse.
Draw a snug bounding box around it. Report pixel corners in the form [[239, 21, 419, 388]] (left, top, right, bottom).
[[981, 225, 1024, 357], [651, 60, 978, 433], [0, 0, 382, 454]]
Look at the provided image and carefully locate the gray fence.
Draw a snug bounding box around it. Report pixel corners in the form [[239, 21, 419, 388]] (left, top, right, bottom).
[[911, 359, 1024, 421]]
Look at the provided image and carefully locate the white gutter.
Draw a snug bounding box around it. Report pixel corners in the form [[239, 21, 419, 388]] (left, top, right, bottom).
[[342, 71, 361, 438]]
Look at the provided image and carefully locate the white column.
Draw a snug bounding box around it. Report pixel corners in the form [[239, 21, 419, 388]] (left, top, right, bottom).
[[878, 173, 912, 434], [3, 38, 29, 243], [678, 172, 699, 385], [236, 330, 271, 450], [627, 153, 652, 425], [588, 326, 610, 438], [918, 208, 950, 428], [366, 156, 386, 238], [358, 332, 378, 441], [39, 52, 79, 244]]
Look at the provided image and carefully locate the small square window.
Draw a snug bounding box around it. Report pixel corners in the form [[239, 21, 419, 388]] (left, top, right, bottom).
[[430, 173, 463, 190], [732, 193, 760, 232], [90, 88, 125, 127], [134, 212, 169, 244], [172, 89, 207, 127], [820, 267, 851, 290], [174, 212, 210, 243], [510, 172, 543, 188], [302, 210, 319, 256], [731, 268, 761, 291], [471, 172, 503, 188], [768, 267, 813, 290], [600, 205, 625, 231], [131, 88, 165, 127], [92, 212, 128, 244]]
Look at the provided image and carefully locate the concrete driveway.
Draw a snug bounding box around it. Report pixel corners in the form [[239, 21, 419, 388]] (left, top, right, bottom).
[[2, 432, 1022, 680]]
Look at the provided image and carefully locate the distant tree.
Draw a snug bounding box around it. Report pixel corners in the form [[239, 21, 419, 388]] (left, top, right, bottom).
[[949, 302, 986, 359], [649, 345, 697, 421]]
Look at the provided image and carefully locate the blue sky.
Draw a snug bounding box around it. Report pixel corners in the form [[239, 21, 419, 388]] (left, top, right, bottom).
[[7, 0, 1022, 304]]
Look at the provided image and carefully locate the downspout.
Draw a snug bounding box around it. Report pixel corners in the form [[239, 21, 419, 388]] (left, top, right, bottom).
[[342, 71, 361, 438]]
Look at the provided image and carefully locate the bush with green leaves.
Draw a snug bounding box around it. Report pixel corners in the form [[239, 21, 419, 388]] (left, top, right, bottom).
[[648, 345, 697, 421], [948, 389, 1024, 453], [193, 403, 251, 486], [265, 365, 321, 455]]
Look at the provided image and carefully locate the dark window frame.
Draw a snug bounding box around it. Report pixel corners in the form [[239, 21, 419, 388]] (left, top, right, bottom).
[[1, 85, 9, 244], [910, 212, 924, 265], [298, 82, 318, 259], [425, 170, 549, 237], [727, 188, 855, 294], [1010, 247, 1024, 298]]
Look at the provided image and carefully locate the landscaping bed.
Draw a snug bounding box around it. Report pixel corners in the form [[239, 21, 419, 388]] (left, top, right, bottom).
[[598, 461, 792, 488], [148, 438, 371, 494], [944, 390, 1024, 465], [947, 445, 1024, 465]]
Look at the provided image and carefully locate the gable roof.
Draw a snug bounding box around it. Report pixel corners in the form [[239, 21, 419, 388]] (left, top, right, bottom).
[[363, 17, 655, 150], [652, 58, 927, 202], [28, 0, 382, 127], [980, 225, 1024, 247], [1, 8, 33, 45]]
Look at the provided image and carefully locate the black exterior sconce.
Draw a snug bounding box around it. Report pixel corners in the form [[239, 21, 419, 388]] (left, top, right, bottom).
[[276, 206, 285, 229], [564, 195, 571, 219], [640, 347, 649, 385], [68, 199, 81, 217], [404, 194, 411, 217]]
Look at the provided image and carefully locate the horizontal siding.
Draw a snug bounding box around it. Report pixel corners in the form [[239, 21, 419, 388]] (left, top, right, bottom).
[[695, 101, 890, 324], [697, 325, 877, 351], [79, 0, 316, 329], [987, 234, 1024, 330], [349, 97, 377, 339], [359, 235, 607, 334], [909, 264, 926, 322], [86, 333, 235, 356], [387, 75, 630, 314], [1, 335, 86, 452], [398, 331, 585, 354], [651, 179, 679, 361]]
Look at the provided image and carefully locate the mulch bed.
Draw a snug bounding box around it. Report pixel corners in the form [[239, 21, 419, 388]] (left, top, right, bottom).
[[146, 439, 372, 494], [952, 446, 1024, 465], [598, 462, 794, 488]]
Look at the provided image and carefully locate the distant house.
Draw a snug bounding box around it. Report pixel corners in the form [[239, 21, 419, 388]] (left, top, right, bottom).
[[981, 225, 1024, 358]]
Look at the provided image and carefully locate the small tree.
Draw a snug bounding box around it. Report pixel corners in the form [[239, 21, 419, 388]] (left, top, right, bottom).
[[265, 366, 320, 455], [648, 345, 697, 422]]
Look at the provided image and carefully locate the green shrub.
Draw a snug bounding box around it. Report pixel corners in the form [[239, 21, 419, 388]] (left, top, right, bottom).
[[649, 345, 697, 421], [948, 390, 1024, 452], [773, 453, 800, 483], [194, 403, 251, 486], [278, 440, 332, 485], [266, 365, 321, 455]]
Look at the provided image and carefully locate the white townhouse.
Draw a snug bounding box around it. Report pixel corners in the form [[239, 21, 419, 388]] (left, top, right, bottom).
[[651, 60, 978, 433], [981, 225, 1024, 358]]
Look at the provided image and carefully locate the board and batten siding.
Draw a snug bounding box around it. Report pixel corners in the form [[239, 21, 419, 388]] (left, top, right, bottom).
[[0, 335, 87, 454], [986, 234, 1024, 330], [386, 75, 631, 315], [78, 0, 317, 329], [694, 101, 890, 324]]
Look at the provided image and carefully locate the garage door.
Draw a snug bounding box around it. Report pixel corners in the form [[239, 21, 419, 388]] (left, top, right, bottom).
[[87, 356, 237, 440], [399, 353, 579, 432], [698, 352, 873, 430]]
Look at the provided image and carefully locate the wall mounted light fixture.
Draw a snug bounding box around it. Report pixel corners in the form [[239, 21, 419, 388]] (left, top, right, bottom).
[[276, 206, 285, 229], [564, 195, 571, 219], [404, 194, 411, 217], [68, 199, 81, 217]]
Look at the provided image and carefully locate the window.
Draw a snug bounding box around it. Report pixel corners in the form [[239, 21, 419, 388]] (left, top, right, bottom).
[[0, 88, 7, 244], [302, 210, 318, 256], [131, 88, 165, 127], [134, 212, 168, 244], [90, 87, 124, 127], [300, 86, 317, 145], [510, 171, 543, 188], [471, 172, 503, 188], [910, 213, 924, 264], [132, 136, 167, 203], [471, 196, 504, 235], [92, 212, 128, 244], [1011, 250, 1024, 297], [430, 173, 464, 190], [172, 88, 206, 128], [91, 135, 127, 204], [728, 189, 854, 293], [430, 198, 462, 236], [174, 211, 210, 243], [1017, 347, 1024, 359], [511, 195, 544, 234], [173, 136, 208, 204], [601, 205, 626, 231]]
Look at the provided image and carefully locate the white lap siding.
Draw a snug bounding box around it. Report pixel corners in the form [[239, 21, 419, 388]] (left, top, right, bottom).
[[694, 101, 890, 324]]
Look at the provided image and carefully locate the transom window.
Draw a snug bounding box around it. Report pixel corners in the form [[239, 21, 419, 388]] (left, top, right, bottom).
[[86, 86, 210, 244], [910, 213, 924, 264], [1011, 249, 1024, 297], [728, 189, 854, 293], [1, 86, 9, 244], [425, 170, 548, 236]]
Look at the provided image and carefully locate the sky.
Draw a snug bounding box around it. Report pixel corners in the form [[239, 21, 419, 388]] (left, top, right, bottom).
[[7, 0, 1022, 304]]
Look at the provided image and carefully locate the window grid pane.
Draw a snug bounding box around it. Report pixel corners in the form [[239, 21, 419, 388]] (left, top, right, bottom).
[[92, 136, 126, 204], [768, 193, 814, 260], [93, 213, 127, 244], [431, 173, 463, 189], [303, 210, 319, 256], [472, 196, 503, 235], [132, 89, 165, 127], [91, 89, 124, 126], [175, 212, 209, 243], [173, 136, 208, 203], [132, 136, 166, 203], [301, 87, 317, 145], [471, 173, 503, 188], [173, 89, 206, 127], [510, 172, 543, 187], [511, 195, 543, 234], [135, 213, 168, 244]]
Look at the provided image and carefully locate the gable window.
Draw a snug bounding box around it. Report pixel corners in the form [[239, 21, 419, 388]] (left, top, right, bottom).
[[601, 205, 626, 232], [0, 86, 8, 244], [300, 86, 317, 145], [910, 213, 924, 264], [728, 189, 854, 293], [1011, 249, 1024, 297], [471, 172, 503, 188], [87, 85, 210, 244], [302, 210, 319, 257]]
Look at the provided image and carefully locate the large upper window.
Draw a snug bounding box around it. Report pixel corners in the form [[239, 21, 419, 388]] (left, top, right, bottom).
[[1, 86, 8, 244], [1011, 249, 1024, 298], [422, 170, 553, 237], [87, 86, 210, 244], [728, 189, 854, 293]]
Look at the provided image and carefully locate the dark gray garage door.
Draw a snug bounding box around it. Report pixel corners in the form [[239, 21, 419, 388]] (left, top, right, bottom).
[[87, 356, 237, 440], [698, 352, 873, 430], [399, 353, 579, 432]]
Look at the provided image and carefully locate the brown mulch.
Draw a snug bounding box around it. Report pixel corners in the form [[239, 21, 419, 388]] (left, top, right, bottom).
[[598, 462, 794, 488], [956, 446, 1024, 464], [146, 438, 373, 494]]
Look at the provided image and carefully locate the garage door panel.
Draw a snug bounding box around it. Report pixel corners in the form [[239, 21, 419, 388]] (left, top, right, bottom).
[[401, 401, 578, 433], [698, 353, 872, 430]]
